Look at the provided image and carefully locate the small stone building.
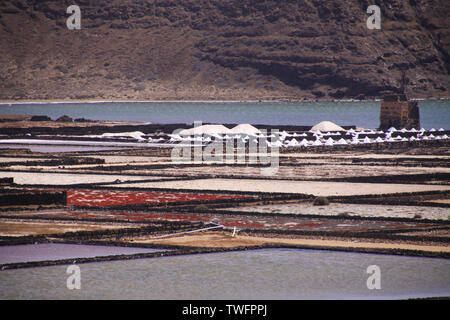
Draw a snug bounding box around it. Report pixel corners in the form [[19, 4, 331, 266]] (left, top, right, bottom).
[[379, 94, 420, 130]]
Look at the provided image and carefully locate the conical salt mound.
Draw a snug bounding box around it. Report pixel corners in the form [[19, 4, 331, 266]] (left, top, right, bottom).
[[179, 124, 231, 135], [229, 124, 262, 135], [310, 121, 345, 132]]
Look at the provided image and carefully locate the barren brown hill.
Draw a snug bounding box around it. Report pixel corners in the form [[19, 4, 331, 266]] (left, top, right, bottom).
[[0, 0, 449, 101]]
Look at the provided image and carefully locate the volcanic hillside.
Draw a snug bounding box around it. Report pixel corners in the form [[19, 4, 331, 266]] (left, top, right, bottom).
[[0, 0, 449, 101]]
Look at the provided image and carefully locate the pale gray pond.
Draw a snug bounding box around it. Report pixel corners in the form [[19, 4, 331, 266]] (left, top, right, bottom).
[[0, 243, 168, 265], [0, 248, 449, 300], [0, 144, 130, 153]]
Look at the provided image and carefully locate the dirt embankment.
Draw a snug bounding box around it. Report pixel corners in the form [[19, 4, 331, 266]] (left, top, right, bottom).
[[134, 231, 450, 254]]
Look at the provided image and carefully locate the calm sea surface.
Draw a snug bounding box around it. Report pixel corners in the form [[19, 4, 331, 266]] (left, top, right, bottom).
[[1, 248, 449, 300], [0, 100, 449, 129]]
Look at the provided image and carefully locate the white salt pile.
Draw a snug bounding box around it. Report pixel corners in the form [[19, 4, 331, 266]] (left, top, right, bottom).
[[310, 121, 345, 132], [229, 124, 262, 135], [179, 124, 231, 136]]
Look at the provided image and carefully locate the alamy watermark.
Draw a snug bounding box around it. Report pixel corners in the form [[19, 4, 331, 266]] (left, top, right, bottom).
[[65, 4, 380, 31], [366, 265, 381, 290], [66, 264, 81, 290], [170, 122, 280, 176], [65, 4, 381, 30], [366, 5, 381, 30], [66, 5, 81, 30]]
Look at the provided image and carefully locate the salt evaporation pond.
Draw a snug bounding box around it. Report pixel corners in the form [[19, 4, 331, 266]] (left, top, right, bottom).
[[0, 144, 130, 153], [0, 243, 168, 265], [1, 248, 449, 299]]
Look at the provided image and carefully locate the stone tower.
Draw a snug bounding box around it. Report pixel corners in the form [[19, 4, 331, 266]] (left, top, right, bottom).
[[379, 94, 420, 130]]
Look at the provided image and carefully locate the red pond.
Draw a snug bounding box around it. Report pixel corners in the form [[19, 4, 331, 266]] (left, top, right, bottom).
[[66, 189, 252, 207]]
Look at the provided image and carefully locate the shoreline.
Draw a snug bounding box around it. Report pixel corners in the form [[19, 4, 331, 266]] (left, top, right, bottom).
[[0, 98, 382, 105], [1, 97, 449, 105]]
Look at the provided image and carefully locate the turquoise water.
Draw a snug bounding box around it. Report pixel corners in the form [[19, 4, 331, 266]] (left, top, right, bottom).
[[1, 100, 449, 129], [1, 248, 449, 300]]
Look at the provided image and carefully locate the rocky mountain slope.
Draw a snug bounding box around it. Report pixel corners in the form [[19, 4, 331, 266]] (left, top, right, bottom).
[[0, 0, 449, 101]]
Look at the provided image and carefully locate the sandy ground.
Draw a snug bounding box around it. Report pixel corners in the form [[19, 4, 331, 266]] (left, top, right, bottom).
[[0, 157, 39, 163], [0, 220, 128, 236], [425, 199, 450, 204], [131, 231, 450, 253], [221, 203, 450, 220], [105, 178, 450, 196]]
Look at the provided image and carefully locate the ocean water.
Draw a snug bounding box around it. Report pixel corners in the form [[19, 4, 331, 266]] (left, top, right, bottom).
[[0, 248, 449, 300], [0, 100, 449, 129]]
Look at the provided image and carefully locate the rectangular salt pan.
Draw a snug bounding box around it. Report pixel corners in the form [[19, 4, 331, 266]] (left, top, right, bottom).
[[0, 243, 168, 265]]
